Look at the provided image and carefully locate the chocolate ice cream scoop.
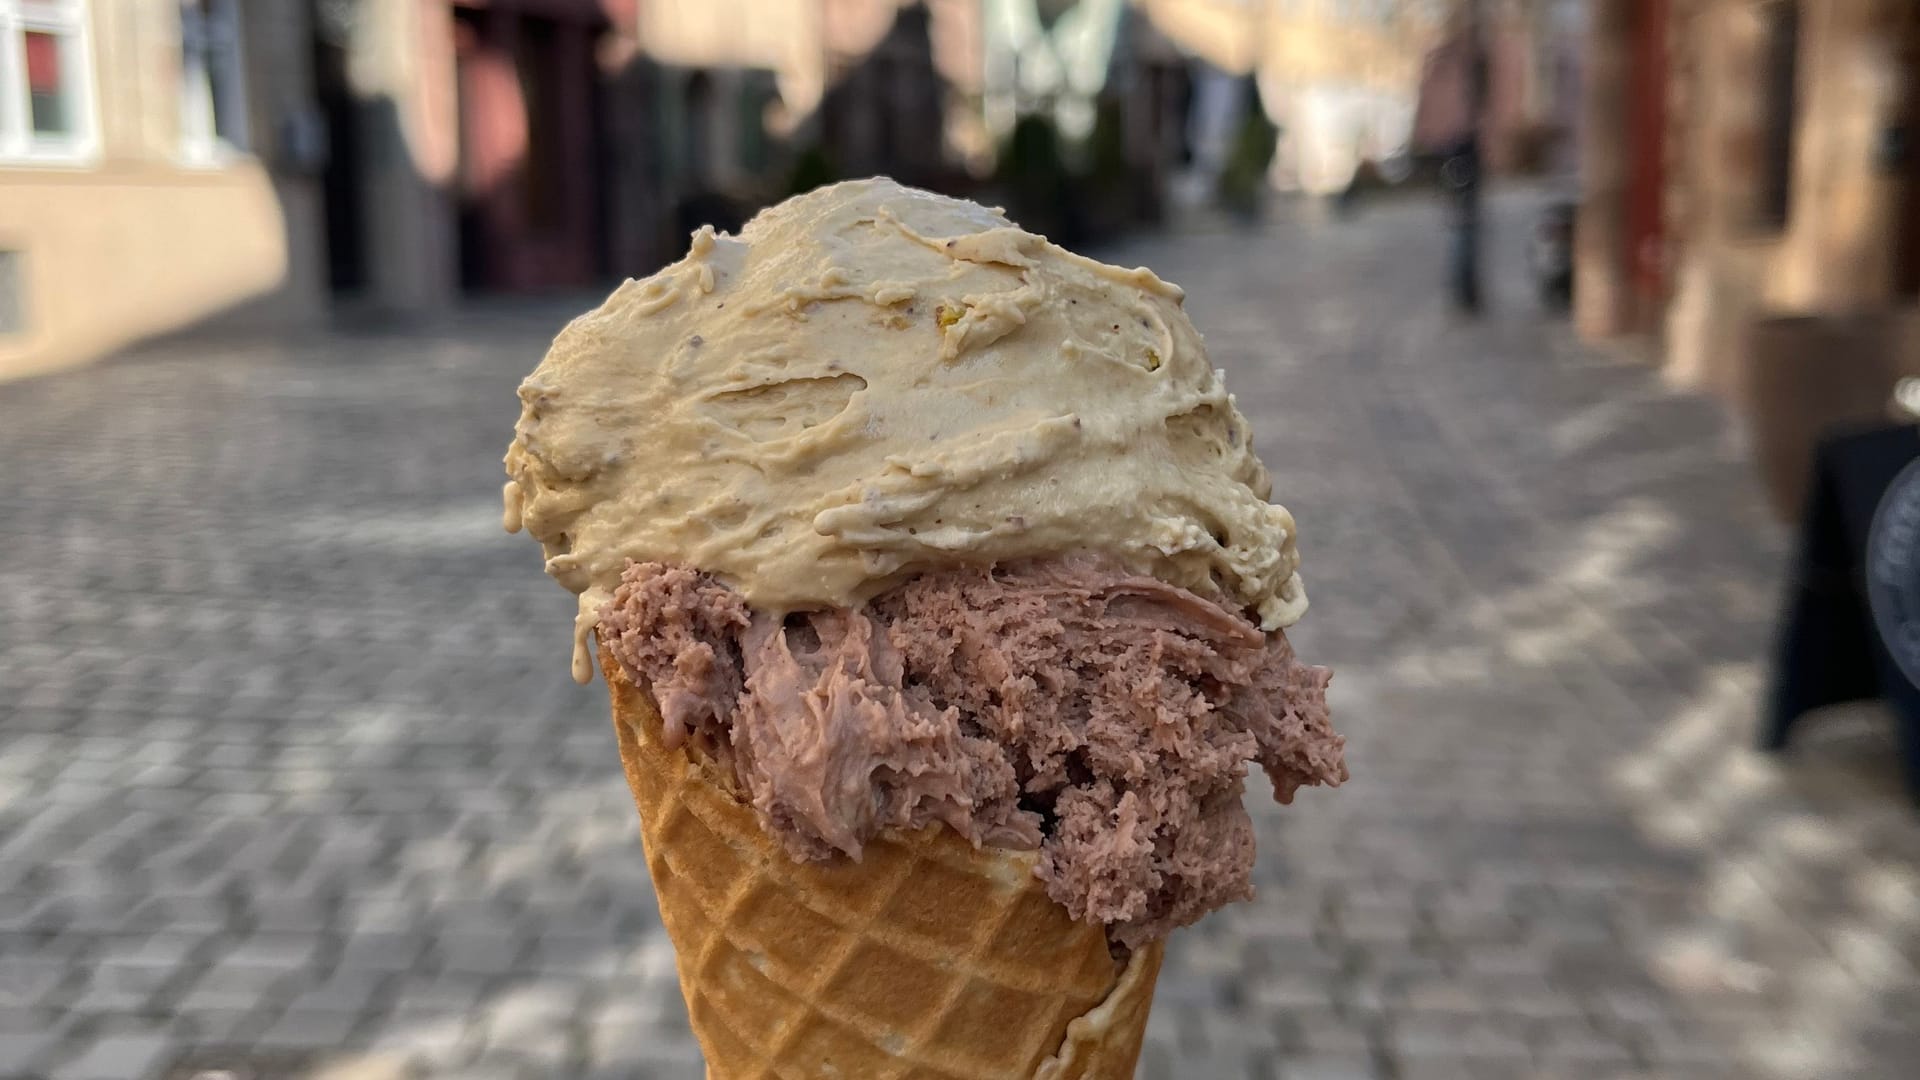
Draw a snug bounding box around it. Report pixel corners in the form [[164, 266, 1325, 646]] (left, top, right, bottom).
[[600, 556, 1342, 947]]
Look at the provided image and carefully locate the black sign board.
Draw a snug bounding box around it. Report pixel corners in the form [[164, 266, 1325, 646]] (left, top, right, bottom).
[[1869, 458, 1920, 687], [1764, 423, 1920, 804]]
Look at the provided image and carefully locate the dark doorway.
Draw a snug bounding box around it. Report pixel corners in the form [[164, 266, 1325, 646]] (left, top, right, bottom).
[[311, 0, 367, 294], [451, 4, 604, 293], [517, 15, 567, 240], [452, 5, 491, 291], [1756, 1, 1800, 232]]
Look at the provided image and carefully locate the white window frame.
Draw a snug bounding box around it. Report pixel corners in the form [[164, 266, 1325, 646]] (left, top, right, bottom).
[[0, 0, 100, 166], [177, 0, 250, 167]]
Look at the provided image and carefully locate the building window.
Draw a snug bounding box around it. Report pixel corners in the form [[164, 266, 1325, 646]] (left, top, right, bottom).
[[179, 0, 249, 164], [1757, 1, 1799, 230], [0, 0, 97, 163]]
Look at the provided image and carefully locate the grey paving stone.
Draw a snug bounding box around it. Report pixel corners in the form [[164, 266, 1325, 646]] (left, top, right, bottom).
[[478, 1030, 573, 1072], [430, 1065, 526, 1080], [198, 793, 280, 816], [1627, 1018, 1739, 1067], [1392, 1058, 1537, 1080], [0, 998, 59, 1043], [95, 934, 206, 970], [0, 958, 71, 1007], [534, 933, 623, 979], [1155, 974, 1225, 1009], [306, 1051, 412, 1080], [254, 1006, 365, 1050], [1273, 1057, 1384, 1080], [433, 931, 525, 975], [47, 1032, 177, 1080], [0, 893, 65, 934], [1288, 1007, 1377, 1057], [177, 963, 297, 1011], [1534, 1028, 1639, 1068], [1196, 1012, 1286, 1059], [170, 1005, 273, 1045], [250, 898, 331, 935], [1137, 1039, 1176, 1080], [1143, 1008, 1182, 1054], [428, 891, 518, 933], [67, 961, 180, 1013], [1385, 1015, 1530, 1060], [1461, 944, 1552, 978], [336, 931, 429, 974], [1397, 979, 1488, 1016], [1596, 987, 1678, 1026], [1480, 980, 1588, 1021], [484, 982, 586, 1039], [120, 896, 230, 934], [1249, 973, 1341, 1011], [585, 1024, 704, 1074], [1332, 908, 1417, 946], [61, 894, 145, 935], [0, 1030, 59, 1074], [282, 969, 393, 1014], [590, 997, 680, 1052], [362, 1015, 474, 1070], [126, 764, 194, 788], [388, 975, 493, 1018], [217, 935, 324, 972]]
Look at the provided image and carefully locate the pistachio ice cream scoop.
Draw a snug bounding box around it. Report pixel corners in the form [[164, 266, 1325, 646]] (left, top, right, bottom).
[[504, 178, 1308, 683]]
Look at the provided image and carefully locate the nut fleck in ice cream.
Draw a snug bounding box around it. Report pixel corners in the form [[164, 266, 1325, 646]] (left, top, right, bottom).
[[505, 177, 1345, 1076]]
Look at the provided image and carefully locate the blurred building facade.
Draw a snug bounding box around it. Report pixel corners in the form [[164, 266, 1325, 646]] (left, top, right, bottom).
[[447, 0, 613, 292], [6, 0, 1465, 382], [620, 0, 988, 269], [978, 0, 1192, 237], [0, 0, 1009, 379], [318, 0, 619, 304], [0, 0, 329, 381], [1140, 0, 1444, 195], [1579, 0, 1920, 395]]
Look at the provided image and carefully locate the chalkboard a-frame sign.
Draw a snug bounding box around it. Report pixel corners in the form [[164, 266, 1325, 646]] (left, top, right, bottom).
[[1765, 424, 1920, 804]]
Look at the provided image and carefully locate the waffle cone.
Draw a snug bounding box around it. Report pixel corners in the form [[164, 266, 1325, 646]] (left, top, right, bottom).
[[600, 644, 1162, 1079]]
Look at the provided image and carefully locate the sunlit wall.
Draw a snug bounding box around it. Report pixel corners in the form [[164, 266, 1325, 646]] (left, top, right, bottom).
[[0, 0, 325, 382]]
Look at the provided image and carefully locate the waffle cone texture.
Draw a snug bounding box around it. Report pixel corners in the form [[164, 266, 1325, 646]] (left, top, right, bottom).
[[600, 644, 1162, 1079]]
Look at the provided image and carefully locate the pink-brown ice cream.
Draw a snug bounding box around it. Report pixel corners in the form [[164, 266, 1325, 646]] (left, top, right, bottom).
[[600, 556, 1343, 947]]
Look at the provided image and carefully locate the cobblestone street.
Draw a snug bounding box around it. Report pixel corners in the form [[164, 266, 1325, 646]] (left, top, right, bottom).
[[6, 191, 1920, 1080]]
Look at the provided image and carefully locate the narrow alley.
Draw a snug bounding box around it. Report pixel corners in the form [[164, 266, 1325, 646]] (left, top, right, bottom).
[[3, 192, 1915, 1080]]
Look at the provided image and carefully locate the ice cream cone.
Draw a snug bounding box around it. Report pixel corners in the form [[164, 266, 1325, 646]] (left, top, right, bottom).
[[600, 644, 1162, 1079]]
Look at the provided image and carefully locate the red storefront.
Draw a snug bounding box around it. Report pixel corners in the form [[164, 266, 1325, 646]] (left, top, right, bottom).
[[1573, 0, 1668, 340], [1621, 0, 1668, 325]]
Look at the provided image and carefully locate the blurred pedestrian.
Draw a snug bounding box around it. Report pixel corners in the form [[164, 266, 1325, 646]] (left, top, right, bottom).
[[1444, 132, 1483, 314], [1333, 132, 1368, 219], [1410, 1, 1491, 315]]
